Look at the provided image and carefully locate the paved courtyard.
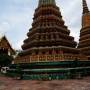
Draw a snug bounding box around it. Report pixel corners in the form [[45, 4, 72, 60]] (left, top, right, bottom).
[[0, 76, 90, 90]]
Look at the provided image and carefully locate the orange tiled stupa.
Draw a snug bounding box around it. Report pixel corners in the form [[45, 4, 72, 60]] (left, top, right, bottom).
[[15, 0, 87, 64], [78, 0, 90, 59]]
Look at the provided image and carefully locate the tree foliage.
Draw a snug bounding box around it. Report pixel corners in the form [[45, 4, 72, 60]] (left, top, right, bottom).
[[0, 54, 13, 67]]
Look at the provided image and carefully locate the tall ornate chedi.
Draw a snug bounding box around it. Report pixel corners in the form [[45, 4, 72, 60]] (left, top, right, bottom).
[[78, 0, 90, 59], [15, 0, 86, 64]]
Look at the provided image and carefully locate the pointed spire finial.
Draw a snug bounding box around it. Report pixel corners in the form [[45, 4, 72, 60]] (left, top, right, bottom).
[[38, 0, 56, 6], [82, 0, 89, 14]]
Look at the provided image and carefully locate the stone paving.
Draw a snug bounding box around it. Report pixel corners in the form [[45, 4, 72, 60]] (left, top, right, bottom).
[[0, 76, 90, 90]]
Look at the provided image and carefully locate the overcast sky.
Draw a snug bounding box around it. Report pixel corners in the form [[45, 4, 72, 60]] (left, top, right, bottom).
[[0, 0, 90, 50]]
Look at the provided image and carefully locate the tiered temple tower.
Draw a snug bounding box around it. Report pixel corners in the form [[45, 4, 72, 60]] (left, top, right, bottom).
[[15, 0, 87, 64], [78, 0, 90, 59]]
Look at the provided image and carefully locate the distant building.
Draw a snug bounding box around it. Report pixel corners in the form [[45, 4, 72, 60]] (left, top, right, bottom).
[[0, 36, 15, 56]]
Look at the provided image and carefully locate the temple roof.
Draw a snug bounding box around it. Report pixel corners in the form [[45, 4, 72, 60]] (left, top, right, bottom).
[[38, 0, 56, 6], [0, 35, 15, 54], [0, 35, 5, 42], [82, 0, 89, 14]]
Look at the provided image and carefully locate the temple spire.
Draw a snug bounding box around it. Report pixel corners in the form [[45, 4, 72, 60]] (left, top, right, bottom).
[[82, 0, 89, 14], [39, 0, 56, 6]]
